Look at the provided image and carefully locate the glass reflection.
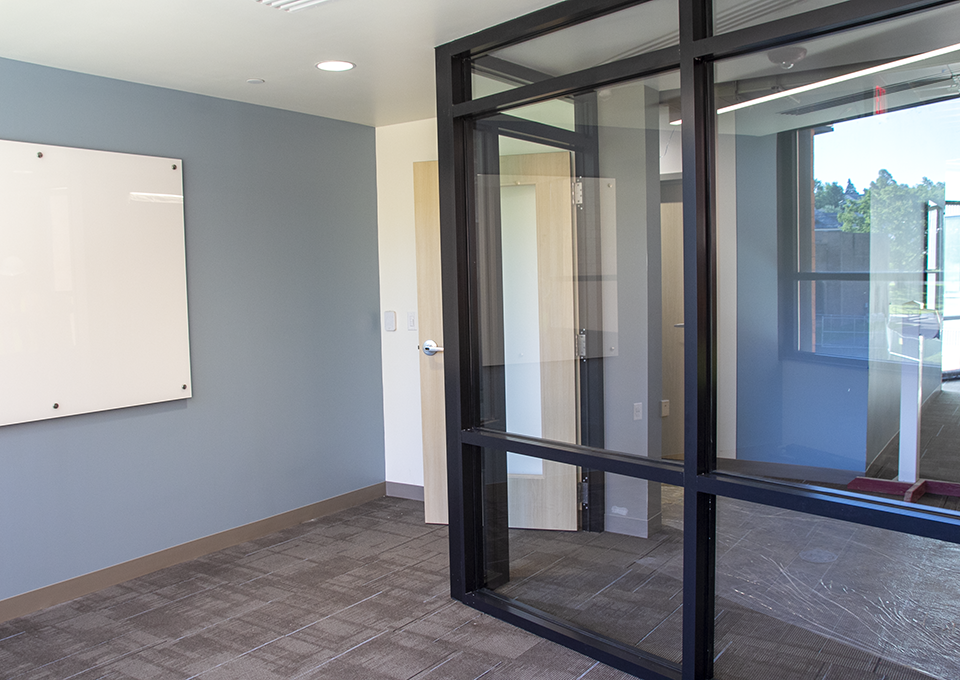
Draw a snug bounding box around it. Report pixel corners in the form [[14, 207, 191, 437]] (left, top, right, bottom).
[[471, 0, 678, 100], [712, 0, 850, 35], [715, 4, 960, 505], [474, 72, 684, 462], [481, 447, 684, 665]]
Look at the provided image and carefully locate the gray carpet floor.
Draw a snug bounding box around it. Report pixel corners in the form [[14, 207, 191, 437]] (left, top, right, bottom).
[[0, 497, 633, 680], [494, 489, 955, 680], [2, 492, 956, 679]]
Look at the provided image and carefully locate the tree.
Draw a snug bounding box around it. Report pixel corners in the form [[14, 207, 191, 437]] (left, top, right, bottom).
[[838, 187, 870, 233], [814, 179, 844, 212], [814, 170, 945, 307], [841, 170, 945, 308], [835, 170, 944, 247]]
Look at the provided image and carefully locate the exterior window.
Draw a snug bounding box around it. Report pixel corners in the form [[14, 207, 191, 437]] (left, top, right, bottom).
[[783, 119, 949, 363]]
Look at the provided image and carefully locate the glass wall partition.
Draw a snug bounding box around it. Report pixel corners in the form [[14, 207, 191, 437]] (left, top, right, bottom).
[[714, 498, 960, 679], [437, 1, 960, 679], [711, 0, 852, 34], [480, 446, 686, 666], [715, 2, 960, 502], [475, 72, 685, 461], [471, 0, 679, 99]]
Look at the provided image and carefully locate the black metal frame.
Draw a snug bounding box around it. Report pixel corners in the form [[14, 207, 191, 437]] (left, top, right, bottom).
[[435, 1, 960, 678]]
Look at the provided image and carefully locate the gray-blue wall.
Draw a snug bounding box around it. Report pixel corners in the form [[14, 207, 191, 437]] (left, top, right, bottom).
[[736, 132, 868, 472], [736, 134, 785, 460], [0, 58, 384, 601]]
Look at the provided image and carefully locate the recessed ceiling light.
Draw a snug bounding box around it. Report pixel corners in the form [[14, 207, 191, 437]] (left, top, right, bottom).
[[256, 0, 331, 12], [316, 61, 355, 72], [246, 78, 266, 85]]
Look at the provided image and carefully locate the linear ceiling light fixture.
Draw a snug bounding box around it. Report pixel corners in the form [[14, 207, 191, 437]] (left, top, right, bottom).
[[669, 41, 960, 126], [256, 0, 331, 12], [717, 40, 960, 115]]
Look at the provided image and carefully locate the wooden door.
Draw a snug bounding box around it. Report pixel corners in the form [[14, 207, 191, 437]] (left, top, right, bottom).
[[413, 161, 447, 524], [414, 152, 579, 530]]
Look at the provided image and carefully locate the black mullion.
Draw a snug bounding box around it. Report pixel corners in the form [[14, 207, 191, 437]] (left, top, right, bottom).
[[461, 429, 684, 486], [437, 45, 483, 599], [441, 0, 644, 59], [690, 0, 956, 61], [680, 4, 715, 484], [453, 46, 680, 121], [698, 474, 960, 544], [680, 0, 716, 677]]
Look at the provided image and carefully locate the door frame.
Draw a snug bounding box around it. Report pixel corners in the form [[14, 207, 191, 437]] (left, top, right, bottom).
[[477, 110, 607, 532]]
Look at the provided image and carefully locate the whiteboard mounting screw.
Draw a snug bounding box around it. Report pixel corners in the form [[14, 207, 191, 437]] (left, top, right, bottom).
[[182, 384, 187, 390], [52, 403, 59, 409], [172, 164, 177, 170], [37, 152, 43, 158]]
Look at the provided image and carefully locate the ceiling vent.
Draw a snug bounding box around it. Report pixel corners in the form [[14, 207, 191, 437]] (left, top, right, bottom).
[[256, 0, 330, 12]]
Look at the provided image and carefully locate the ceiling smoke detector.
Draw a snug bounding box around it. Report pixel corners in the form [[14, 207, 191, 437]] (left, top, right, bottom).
[[256, 0, 331, 12], [768, 46, 808, 70]]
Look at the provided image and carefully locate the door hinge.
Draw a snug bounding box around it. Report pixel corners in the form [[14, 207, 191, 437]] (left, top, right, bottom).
[[573, 180, 583, 206], [577, 329, 587, 359], [580, 476, 589, 509]]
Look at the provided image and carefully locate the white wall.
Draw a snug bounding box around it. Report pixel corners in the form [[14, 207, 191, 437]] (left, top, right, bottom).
[[376, 118, 438, 488]]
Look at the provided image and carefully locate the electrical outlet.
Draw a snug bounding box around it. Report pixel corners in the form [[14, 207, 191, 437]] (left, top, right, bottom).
[[661, 399, 670, 417], [633, 402, 642, 420]]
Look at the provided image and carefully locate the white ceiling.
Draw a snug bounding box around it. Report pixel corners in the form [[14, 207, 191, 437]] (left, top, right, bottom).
[[0, 0, 559, 128]]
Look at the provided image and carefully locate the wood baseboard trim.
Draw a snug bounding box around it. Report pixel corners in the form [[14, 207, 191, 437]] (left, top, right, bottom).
[[0, 482, 386, 625]]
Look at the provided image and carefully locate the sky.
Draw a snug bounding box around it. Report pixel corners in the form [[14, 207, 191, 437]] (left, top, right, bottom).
[[814, 96, 960, 196]]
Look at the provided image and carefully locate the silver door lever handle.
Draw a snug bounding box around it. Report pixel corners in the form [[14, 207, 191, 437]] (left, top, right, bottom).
[[674, 323, 685, 328], [423, 340, 444, 356]]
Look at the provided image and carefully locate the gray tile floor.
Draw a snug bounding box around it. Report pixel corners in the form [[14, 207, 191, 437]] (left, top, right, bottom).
[[0, 497, 634, 680]]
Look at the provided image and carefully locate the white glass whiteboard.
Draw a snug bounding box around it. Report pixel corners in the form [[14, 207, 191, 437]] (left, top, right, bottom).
[[0, 139, 191, 426]]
